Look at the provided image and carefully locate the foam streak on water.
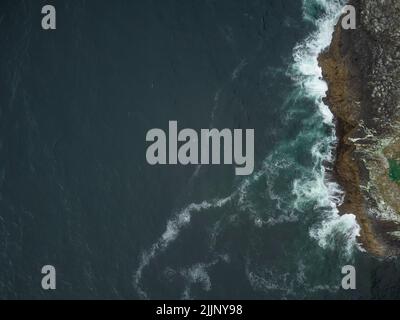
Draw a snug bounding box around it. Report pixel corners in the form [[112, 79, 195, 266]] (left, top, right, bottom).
[[133, 196, 233, 299], [132, 168, 267, 298]]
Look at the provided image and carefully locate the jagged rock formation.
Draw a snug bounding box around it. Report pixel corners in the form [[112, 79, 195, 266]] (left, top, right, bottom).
[[319, 0, 400, 256]]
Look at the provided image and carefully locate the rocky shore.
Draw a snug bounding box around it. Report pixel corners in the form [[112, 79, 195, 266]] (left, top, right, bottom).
[[319, 0, 400, 257]]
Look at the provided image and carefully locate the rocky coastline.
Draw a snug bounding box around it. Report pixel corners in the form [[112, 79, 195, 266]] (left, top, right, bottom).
[[319, 0, 400, 257]]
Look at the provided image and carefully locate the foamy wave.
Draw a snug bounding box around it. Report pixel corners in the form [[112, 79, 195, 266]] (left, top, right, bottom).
[[294, 0, 346, 124], [134, 0, 361, 299], [310, 213, 361, 257], [291, 0, 361, 257]]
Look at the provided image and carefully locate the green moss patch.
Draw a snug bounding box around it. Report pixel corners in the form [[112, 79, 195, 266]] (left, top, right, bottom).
[[389, 159, 400, 184]]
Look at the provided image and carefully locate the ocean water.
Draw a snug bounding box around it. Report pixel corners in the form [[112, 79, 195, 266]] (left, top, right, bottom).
[[1, 0, 400, 299]]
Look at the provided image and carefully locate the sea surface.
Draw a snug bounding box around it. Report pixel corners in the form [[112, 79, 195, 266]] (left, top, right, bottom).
[[1, 0, 400, 299]]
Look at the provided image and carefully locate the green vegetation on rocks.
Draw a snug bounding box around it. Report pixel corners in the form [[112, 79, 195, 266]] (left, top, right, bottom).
[[389, 159, 400, 184]]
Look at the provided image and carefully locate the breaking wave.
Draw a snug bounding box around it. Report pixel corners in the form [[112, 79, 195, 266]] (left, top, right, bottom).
[[290, 0, 361, 257], [133, 0, 362, 299]]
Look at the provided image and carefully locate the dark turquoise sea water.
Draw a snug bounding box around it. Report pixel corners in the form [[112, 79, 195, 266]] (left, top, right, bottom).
[[1, 0, 400, 299]]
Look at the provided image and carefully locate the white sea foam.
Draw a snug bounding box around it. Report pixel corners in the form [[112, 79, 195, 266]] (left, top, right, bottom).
[[180, 262, 215, 300], [245, 260, 307, 297], [294, 0, 345, 124], [291, 0, 361, 257], [133, 161, 272, 299], [310, 213, 361, 255], [133, 196, 233, 299], [232, 58, 248, 80]]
